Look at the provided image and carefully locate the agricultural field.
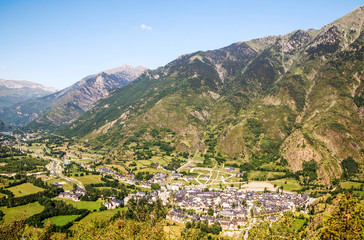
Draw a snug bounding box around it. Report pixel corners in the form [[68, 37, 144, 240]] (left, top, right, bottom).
[[74, 174, 104, 185], [43, 215, 81, 226], [164, 219, 185, 239], [271, 179, 302, 192], [0, 202, 44, 224], [46, 178, 73, 191], [55, 198, 103, 211], [7, 182, 45, 197], [71, 208, 122, 227]]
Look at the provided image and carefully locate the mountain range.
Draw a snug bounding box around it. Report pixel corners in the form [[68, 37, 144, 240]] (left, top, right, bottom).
[[0, 65, 146, 129], [0, 79, 57, 110], [59, 6, 364, 183]]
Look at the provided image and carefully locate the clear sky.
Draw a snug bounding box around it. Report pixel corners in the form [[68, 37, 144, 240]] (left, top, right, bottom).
[[0, 0, 362, 89]]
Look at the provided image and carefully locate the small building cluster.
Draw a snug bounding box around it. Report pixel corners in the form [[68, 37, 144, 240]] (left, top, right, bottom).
[[58, 188, 86, 201], [103, 198, 123, 209]]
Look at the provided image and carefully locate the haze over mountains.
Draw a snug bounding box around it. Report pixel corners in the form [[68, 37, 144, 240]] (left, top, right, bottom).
[[0, 65, 146, 129], [59, 6, 363, 183], [0, 79, 57, 110]]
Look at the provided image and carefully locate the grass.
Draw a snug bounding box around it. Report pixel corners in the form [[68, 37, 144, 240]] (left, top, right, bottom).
[[74, 174, 104, 185], [43, 215, 81, 226], [0, 202, 44, 224], [340, 181, 363, 189], [55, 198, 103, 211], [47, 178, 73, 191], [7, 182, 44, 197], [72, 208, 122, 226], [164, 219, 184, 239], [271, 179, 302, 192], [291, 218, 306, 231]]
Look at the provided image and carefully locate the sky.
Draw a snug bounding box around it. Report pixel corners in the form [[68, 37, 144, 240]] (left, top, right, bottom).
[[0, 0, 362, 90]]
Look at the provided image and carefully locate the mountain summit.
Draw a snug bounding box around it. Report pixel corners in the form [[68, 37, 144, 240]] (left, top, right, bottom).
[[61, 7, 364, 183], [0, 79, 57, 110], [0, 65, 147, 128]]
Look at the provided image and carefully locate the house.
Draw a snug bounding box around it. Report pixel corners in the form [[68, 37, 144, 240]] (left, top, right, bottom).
[[172, 173, 181, 179], [104, 199, 123, 209], [186, 176, 195, 180], [53, 181, 62, 188]]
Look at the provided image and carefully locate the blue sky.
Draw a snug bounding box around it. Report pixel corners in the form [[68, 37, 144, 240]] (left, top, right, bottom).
[[0, 0, 362, 89]]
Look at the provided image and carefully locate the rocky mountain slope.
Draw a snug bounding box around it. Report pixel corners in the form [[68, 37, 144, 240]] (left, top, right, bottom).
[[0, 79, 57, 110], [61, 7, 364, 183], [0, 65, 146, 128]]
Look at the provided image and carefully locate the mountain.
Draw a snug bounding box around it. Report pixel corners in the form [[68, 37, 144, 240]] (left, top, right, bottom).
[[0, 119, 12, 131], [0, 79, 57, 110], [63, 7, 364, 184], [0, 65, 147, 129]]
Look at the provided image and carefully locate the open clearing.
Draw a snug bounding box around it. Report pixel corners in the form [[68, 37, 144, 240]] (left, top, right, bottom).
[[71, 208, 122, 227], [55, 198, 103, 211], [241, 182, 277, 191], [0, 202, 44, 223], [74, 174, 104, 185], [7, 182, 44, 197], [43, 215, 80, 226]]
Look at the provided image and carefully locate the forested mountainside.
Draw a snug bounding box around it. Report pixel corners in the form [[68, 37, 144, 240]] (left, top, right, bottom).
[[0, 65, 146, 129], [61, 7, 364, 183]]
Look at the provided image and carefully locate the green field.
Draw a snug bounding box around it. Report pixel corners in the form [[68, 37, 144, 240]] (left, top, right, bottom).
[[43, 215, 81, 226], [0, 202, 44, 224], [271, 179, 302, 192], [340, 181, 363, 189], [72, 208, 122, 226], [75, 174, 104, 185], [55, 198, 103, 211], [7, 182, 44, 197], [47, 178, 73, 190]]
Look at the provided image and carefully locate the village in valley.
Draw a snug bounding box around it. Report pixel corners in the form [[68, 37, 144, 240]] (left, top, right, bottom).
[[56, 161, 314, 233]]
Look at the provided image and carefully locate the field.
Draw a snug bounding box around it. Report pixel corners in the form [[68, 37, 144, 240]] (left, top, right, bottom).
[[47, 178, 73, 190], [7, 182, 44, 197], [340, 181, 363, 189], [164, 219, 184, 239], [0, 202, 44, 223], [271, 179, 302, 192], [72, 208, 122, 227], [74, 174, 104, 185], [55, 198, 103, 211], [43, 215, 81, 226]]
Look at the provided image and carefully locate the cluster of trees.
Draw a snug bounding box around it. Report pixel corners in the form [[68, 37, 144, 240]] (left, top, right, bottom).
[[0, 145, 25, 158], [341, 157, 359, 179], [164, 157, 185, 171], [0, 176, 62, 207], [82, 184, 127, 202], [182, 220, 222, 238], [134, 171, 153, 181], [26, 198, 89, 232], [124, 198, 166, 225]]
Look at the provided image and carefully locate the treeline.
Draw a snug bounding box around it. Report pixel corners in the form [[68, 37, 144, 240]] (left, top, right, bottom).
[[82, 181, 128, 201], [0, 145, 25, 158], [182, 220, 222, 238], [0, 176, 62, 207], [26, 198, 89, 232]]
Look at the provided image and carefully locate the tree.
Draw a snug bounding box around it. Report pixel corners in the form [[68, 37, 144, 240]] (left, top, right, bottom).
[[151, 183, 161, 190], [321, 194, 364, 240], [208, 208, 214, 216], [341, 157, 359, 179]]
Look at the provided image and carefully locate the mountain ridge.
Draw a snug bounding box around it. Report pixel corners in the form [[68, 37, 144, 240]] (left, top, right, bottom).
[[0, 65, 147, 128], [61, 6, 364, 183], [0, 79, 57, 110]]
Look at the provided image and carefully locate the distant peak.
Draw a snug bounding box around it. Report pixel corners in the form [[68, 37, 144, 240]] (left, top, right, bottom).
[[103, 65, 147, 75]]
